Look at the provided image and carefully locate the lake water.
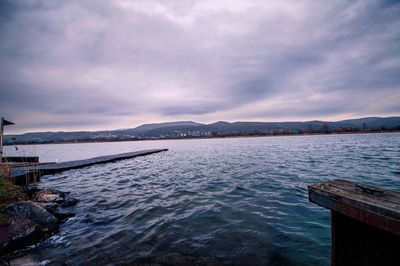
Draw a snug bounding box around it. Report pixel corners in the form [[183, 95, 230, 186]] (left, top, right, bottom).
[[3, 133, 400, 265]]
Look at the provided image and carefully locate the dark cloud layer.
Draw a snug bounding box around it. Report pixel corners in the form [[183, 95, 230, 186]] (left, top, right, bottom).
[[0, 0, 399, 133]]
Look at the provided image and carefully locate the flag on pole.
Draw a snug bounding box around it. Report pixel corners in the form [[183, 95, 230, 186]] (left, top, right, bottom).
[[3, 119, 14, 126]]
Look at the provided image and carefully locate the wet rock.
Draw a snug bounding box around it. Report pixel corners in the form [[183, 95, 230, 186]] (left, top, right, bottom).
[[35, 202, 59, 214], [46, 188, 69, 199], [52, 210, 75, 221], [4, 201, 58, 230], [9, 255, 38, 266], [32, 191, 63, 203], [0, 214, 40, 252], [60, 197, 79, 207], [25, 187, 42, 198]]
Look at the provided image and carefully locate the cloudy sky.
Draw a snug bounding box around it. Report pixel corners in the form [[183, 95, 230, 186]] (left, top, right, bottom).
[[0, 0, 399, 133]]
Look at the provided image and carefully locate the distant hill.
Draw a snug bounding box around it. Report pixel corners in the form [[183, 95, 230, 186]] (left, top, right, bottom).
[[133, 121, 203, 132], [337, 117, 400, 128], [4, 116, 400, 144], [338, 117, 381, 125]]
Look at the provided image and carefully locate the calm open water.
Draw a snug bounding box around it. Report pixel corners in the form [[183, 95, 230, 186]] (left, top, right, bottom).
[[4, 133, 400, 265]]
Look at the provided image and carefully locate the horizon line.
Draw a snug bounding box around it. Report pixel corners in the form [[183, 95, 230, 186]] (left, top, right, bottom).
[[4, 115, 399, 135]]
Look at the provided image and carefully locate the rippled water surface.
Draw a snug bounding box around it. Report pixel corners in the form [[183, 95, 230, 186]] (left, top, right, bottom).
[[4, 133, 400, 265]]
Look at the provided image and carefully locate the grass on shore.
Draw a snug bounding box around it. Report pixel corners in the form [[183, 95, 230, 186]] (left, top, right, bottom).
[[0, 179, 26, 209]]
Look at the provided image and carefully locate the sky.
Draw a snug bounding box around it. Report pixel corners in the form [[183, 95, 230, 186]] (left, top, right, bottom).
[[0, 0, 399, 134]]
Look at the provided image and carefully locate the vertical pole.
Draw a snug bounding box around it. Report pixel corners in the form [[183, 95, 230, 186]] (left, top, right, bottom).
[[0, 117, 3, 163]]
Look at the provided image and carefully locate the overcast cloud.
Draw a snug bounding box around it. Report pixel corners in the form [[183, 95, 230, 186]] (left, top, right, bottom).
[[0, 0, 399, 133]]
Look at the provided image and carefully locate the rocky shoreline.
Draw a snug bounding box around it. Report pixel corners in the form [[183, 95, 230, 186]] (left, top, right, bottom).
[[0, 185, 78, 264]]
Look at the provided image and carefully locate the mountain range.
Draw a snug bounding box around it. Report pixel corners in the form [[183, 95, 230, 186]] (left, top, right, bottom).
[[4, 117, 400, 145]]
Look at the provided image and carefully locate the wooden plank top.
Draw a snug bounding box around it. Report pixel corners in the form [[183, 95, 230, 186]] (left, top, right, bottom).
[[309, 179, 400, 235], [11, 148, 168, 178]]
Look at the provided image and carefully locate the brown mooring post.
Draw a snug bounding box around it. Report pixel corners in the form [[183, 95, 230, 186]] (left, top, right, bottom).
[[308, 179, 400, 266]]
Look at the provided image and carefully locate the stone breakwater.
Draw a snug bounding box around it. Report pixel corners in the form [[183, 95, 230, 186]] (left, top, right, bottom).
[[0, 186, 78, 255]]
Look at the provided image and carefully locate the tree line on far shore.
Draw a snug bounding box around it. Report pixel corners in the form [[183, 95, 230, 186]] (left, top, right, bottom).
[[6, 124, 400, 145]]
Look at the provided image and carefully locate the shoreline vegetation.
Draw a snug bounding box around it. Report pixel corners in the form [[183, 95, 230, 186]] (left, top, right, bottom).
[[5, 128, 400, 146]]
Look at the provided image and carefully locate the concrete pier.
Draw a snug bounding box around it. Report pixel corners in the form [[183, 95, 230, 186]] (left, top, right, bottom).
[[10, 148, 168, 184]]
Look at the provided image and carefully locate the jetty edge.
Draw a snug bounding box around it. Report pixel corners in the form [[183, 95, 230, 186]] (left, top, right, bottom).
[[308, 179, 400, 266], [10, 148, 168, 184]]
